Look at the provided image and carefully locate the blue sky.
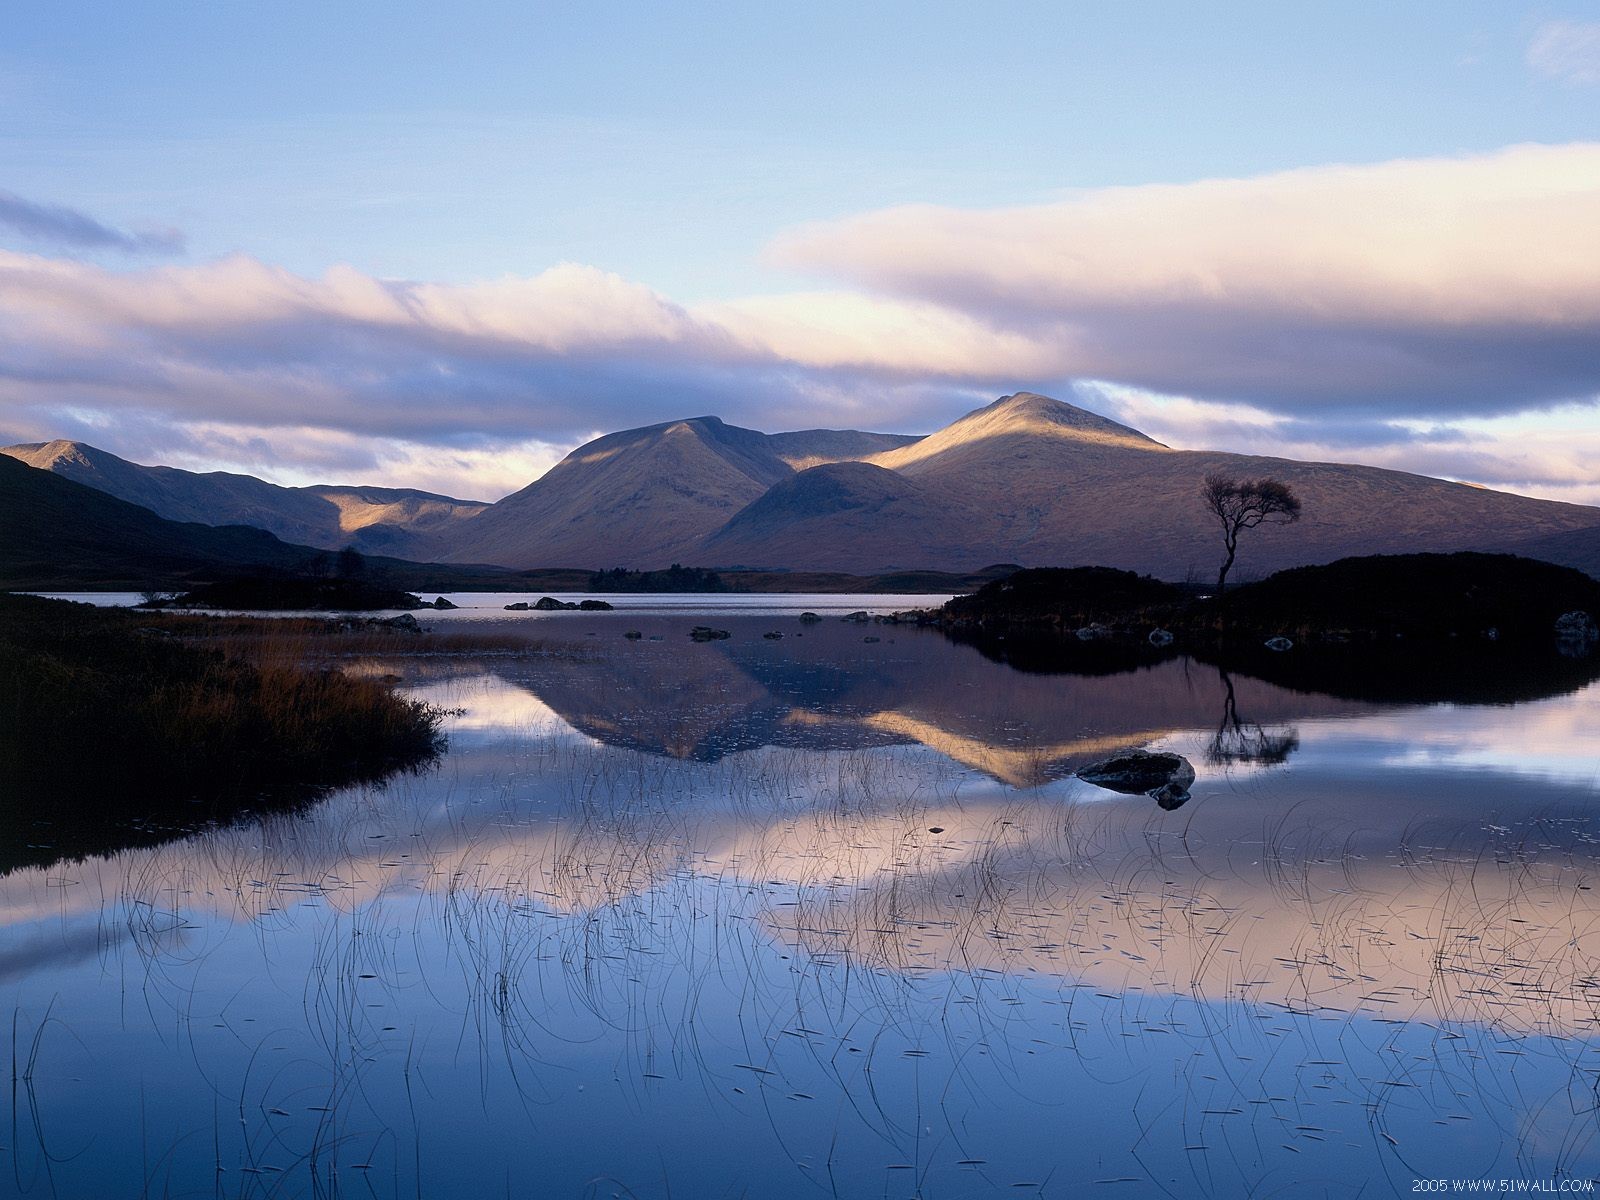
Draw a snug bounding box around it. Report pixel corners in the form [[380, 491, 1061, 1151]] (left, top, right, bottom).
[[1, 2, 1598, 499]]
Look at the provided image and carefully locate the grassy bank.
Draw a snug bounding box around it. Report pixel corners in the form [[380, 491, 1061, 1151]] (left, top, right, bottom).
[[0, 593, 446, 869], [939, 554, 1600, 648]]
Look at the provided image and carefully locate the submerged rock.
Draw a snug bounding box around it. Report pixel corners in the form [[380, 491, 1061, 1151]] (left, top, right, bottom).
[[690, 626, 731, 642], [1555, 614, 1593, 652], [1076, 749, 1196, 808], [1264, 636, 1294, 652], [841, 611, 870, 623], [1151, 782, 1191, 811], [623, 629, 643, 640], [762, 631, 783, 640], [798, 612, 822, 624]]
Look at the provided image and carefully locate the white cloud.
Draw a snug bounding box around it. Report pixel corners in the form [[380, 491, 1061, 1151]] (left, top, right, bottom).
[[1528, 20, 1600, 85], [772, 143, 1600, 415], [3, 143, 1600, 501], [0, 188, 184, 255], [1092, 384, 1600, 507]]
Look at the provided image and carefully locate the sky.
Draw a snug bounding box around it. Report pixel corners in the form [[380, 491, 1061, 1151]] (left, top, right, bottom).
[[1, 1, 1598, 502]]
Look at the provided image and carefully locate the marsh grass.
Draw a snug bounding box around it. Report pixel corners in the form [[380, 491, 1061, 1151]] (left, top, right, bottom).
[[7, 645, 1600, 1195], [0, 594, 447, 869]]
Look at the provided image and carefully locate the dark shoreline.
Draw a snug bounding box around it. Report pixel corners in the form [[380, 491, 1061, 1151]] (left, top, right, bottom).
[[0, 593, 446, 872]]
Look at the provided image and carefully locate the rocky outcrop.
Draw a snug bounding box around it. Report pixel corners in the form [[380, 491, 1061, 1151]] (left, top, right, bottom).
[[1076, 750, 1197, 810]]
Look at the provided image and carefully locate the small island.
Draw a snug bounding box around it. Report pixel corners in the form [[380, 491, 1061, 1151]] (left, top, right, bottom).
[[936, 552, 1600, 654], [139, 575, 432, 612]]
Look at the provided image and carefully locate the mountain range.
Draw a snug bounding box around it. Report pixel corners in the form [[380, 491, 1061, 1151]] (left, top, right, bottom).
[[436, 392, 1600, 578], [1, 440, 487, 558], [9, 392, 1600, 581]]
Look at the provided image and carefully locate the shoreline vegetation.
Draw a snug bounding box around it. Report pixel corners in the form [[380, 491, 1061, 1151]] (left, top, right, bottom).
[[0, 592, 449, 871], [926, 553, 1600, 702], [116, 559, 1027, 611], [138, 574, 435, 611], [933, 553, 1600, 647]]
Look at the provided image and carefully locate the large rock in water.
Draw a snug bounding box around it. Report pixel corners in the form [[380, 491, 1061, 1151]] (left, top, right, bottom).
[[1076, 750, 1196, 809]]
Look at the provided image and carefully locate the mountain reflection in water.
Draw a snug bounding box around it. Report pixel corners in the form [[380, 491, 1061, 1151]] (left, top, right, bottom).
[[4, 608, 1600, 1197]]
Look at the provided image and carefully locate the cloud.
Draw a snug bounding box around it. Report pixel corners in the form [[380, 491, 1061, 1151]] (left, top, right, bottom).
[[3, 145, 1600, 501], [0, 250, 1001, 454], [0, 189, 185, 255], [772, 143, 1600, 418], [1092, 384, 1600, 507], [1528, 20, 1600, 85]]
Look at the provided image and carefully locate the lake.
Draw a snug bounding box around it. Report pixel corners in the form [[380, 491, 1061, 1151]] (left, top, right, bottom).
[[5, 595, 1600, 1197]]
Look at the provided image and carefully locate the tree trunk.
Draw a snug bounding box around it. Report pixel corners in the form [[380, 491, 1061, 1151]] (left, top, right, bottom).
[[1216, 531, 1238, 595]]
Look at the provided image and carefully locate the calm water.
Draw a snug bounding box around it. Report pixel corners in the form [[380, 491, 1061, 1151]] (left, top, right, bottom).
[[6, 597, 1600, 1197]]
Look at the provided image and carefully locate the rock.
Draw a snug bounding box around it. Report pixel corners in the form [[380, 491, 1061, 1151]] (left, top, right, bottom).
[[533, 596, 577, 611], [798, 612, 822, 624], [1148, 628, 1174, 647], [863, 635, 880, 643], [1556, 611, 1598, 641], [623, 630, 643, 640], [762, 631, 783, 640], [578, 599, 614, 611], [377, 613, 422, 633], [841, 611, 870, 623], [1074, 623, 1108, 641], [431, 596, 458, 609], [690, 626, 731, 642], [1264, 636, 1294, 652], [928, 826, 945, 834], [1076, 749, 1196, 807], [1151, 782, 1191, 811], [504, 602, 530, 611]]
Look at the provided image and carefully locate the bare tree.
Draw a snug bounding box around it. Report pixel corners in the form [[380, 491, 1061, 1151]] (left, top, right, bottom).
[[1201, 473, 1302, 594]]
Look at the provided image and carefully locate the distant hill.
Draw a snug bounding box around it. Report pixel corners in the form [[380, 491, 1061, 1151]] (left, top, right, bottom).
[[0, 454, 529, 590], [0, 452, 323, 588], [440, 417, 917, 568], [14, 393, 1600, 582], [704, 394, 1600, 579], [1, 439, 487, 557]]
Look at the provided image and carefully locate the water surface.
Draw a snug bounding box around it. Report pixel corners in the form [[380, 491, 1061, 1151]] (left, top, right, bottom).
[[5, 598, 1600, 1197]]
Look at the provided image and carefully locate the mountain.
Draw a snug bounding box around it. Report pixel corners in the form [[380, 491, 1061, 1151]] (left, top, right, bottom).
[[441, 417, 917, 568], [0, 453, 542, 590], [15, 393, 1600, 581], [703, 393, 1600, 578], [0, 452, 327, 588], [1, 440, 487, 558]]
